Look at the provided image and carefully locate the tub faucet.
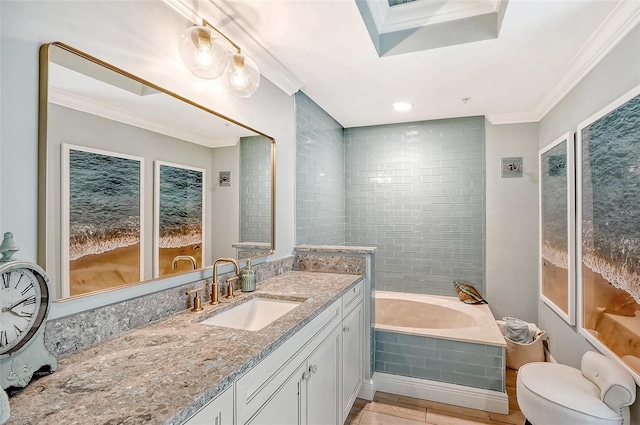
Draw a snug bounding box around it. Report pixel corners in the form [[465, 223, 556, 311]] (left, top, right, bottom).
[[172, 255, 197, 270], [210, 258, 240, 305]]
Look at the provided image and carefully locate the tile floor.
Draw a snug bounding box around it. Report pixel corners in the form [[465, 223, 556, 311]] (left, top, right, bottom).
[[346, 368, 526, 425]]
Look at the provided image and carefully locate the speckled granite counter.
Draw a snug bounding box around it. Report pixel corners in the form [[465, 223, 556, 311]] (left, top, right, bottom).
[[6, 271, 362, 425], [295, 245, 377, 255]]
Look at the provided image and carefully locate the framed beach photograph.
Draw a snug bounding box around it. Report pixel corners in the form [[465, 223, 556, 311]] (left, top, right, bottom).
[[539, 132, 575, 325], [154, 161, 205, 277], [61, 144, 144, 298], [577, 84, 640, 383]]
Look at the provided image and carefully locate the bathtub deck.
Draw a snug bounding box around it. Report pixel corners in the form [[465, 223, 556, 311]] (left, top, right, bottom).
[[347, 368, 524, 425]]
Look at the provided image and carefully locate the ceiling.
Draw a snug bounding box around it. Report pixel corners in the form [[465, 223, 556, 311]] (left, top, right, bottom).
[[172, 0, 640, 128]]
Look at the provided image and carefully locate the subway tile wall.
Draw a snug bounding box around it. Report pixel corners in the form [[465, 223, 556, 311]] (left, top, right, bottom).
[[374, 330, 504, 392], [295, 91, 346, 245], [344, 117, 485, 296], [240, 135, 273, 244]]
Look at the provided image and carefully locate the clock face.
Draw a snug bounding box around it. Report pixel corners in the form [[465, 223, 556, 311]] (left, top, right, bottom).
[[0, 268, 45, 354]]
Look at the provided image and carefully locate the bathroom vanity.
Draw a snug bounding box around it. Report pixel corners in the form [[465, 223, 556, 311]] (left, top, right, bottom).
[[5, 271, 364, 425]]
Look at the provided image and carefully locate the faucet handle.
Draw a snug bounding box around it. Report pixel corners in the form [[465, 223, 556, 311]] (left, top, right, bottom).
[[226, 276, 239, 299], [186, 288, 204, 312]]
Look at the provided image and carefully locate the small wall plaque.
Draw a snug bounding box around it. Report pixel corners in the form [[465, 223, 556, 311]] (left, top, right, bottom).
[[219, 171, 231, 187], [501, 157, 523, 178]]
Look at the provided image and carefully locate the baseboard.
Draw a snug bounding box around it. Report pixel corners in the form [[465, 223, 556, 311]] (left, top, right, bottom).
[[373, 372, 509, 415], [358, 379, 375, 401]]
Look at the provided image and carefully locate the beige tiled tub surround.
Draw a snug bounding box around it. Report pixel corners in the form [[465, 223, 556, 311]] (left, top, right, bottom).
[[7, 271, 362, 425]]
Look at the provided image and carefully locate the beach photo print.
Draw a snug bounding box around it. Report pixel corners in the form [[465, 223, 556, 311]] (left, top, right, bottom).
[[61, 145, 144, 298], [539, 132, 576, 325], [577, 85, 640, 382], [154, 161, 205, 278]]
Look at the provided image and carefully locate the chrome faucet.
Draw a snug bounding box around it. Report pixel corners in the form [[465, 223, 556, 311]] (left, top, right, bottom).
[[210, 258, 240, 305], [172, 255, 197, 270]]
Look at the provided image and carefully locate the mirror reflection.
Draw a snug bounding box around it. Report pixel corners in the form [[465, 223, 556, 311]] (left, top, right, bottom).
[[39, 43, 274, 300]]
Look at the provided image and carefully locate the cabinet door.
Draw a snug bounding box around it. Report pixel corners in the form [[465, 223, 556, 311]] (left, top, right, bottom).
[[244, 363, 305, 425], [184, 385, 233, 425], [305, 326, 341, 425], [341, 301, 363, 422]]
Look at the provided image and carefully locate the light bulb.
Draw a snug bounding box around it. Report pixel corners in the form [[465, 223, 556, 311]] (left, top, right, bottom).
[[222, 53, 260, 98], [179, 25, 229, 79], [194, 46, 213, 67], [230, 68, 249, 89]]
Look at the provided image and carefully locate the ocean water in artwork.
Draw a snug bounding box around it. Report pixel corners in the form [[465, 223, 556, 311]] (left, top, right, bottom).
[[69, 149, 141, 260], [158, 165, 203, 248], [582, 94, 640, 304], [541, 141, 569, 269]]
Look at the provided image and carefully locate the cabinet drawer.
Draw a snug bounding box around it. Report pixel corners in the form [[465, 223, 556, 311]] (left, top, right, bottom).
[[342, 280, 363, 315], [236, 299, 342, 423]]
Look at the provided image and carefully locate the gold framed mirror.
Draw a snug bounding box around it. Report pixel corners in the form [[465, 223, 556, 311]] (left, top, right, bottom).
[[38, 42, 275, 301]]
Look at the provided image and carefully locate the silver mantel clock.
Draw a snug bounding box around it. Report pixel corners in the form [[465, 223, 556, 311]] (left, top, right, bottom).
[[0, 232, 57, 390]]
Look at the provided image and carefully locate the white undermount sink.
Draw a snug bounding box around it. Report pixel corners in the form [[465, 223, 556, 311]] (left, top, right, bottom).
[[200, 297, 302, 331]]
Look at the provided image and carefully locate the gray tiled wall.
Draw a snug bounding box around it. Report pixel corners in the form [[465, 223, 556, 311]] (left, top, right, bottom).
[[374, 330, 504, 392], [344, 117, 485, 296], [295, 91, 346, 245], [240, 136, 272, 244]]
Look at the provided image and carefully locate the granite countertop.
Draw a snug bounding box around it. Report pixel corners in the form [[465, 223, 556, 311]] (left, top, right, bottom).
[[7, 271, 362, 425], [294, 245, 377, 254]]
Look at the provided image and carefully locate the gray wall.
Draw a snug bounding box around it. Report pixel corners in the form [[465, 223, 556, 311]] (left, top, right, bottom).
[[240, 136, 273, 244], [295, 91, 346, 245], [485, 121, 540, 324], [538, 23, 640, 419], [345, 117, 485, 297]]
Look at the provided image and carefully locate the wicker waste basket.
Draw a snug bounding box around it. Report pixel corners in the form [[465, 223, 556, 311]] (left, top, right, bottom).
[[497, 318, 546, 370]]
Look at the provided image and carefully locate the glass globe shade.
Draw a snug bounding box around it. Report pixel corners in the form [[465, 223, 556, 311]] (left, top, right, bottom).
[[179, 25, 229, 79], [222, 53, 260, 98]]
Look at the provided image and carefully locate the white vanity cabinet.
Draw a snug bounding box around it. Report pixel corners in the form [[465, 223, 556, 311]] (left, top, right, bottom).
[[233, 278, 364, 425], [245, 362, 307, 425], [236, 297, 342, 425], [183, 385, 234, 425], [341, 281, 364, 422], [304, 325, 341, 425]]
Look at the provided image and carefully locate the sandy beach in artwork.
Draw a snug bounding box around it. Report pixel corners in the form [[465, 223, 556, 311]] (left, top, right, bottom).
[[69, 243, 140, 297], [583, 263, 640, 375], [541, 258, 569, 315], [158, 244, 203, 277]]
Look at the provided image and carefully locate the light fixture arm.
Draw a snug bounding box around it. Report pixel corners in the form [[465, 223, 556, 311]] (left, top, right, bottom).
[[202, 19, 242, 54]]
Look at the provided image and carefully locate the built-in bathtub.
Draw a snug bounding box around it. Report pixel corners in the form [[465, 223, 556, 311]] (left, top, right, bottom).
[[373, 291, 509, 414]]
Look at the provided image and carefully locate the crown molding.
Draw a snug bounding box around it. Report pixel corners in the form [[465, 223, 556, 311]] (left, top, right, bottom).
[[488, 1, 640, 125], [530, 0, 640, 123], [48, 87, 235, 148], [163, 0, 303, 96]]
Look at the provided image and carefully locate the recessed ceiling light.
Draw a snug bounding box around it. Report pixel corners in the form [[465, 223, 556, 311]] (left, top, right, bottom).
[[393, 102, 413, 112]]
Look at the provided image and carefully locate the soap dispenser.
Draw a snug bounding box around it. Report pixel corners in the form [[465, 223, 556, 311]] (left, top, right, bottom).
[[241, 259, 256, 292]]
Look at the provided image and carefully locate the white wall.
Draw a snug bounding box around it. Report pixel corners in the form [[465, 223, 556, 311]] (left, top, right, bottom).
[[485, 121, 540, 324], [0, 0, 295, 315], [538, 23, 640, 419]]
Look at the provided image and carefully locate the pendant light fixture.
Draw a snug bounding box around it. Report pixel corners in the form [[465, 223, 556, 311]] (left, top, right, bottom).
[[178, 24, 229, 79], [222, 53, 260, 98], [178, 20, 260, 98]]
